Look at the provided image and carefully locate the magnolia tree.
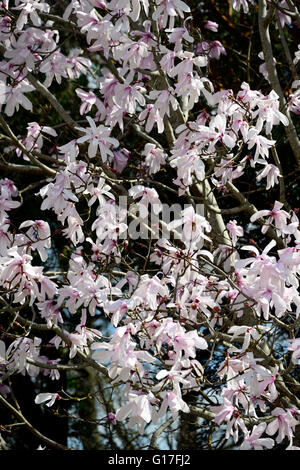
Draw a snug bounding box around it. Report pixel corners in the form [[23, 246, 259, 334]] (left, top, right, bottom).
[[0, 0, 300, 451]]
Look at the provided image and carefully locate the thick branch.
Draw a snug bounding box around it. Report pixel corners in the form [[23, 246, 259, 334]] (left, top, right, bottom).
[[0, 161, 47, 176], [25, 73, 77, 130], [258, 0, 300, 168]]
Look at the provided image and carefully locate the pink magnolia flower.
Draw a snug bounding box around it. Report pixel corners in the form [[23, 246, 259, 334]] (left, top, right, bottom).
[[35, 392, 60, 407], [85, 177, 115, 207], [149, 88, 178, 119], [258, 51, 276, 83], [153, 367, 190, 395], [266, 408, 299, 445], [129, 185, 162, 215], [217, 356, 245, 383], [131, 20, 157, 46], [99, 71, 119, 107], [257, 366, 279, 403], [214, 156, 244, 185], [36, 299, 63, 328], [58, 140, 79, 163], [246, 128, 276, 161], [226, 220, 243, 246], [113, 148, 129, 173], [211, 397, 236, 425], [86, 19, 120, 59], [204, 21, 219, 32], [166, 26, 194, 51], [160, 49, 177, 74], [173, 329, 208, 358], [62, 216, 84, 246], [196, 40, 226, 60], [91, 201, 128, 242], [16, 122, 57, 159], [0, 79, 35, 117], [109, 0, 149, 22], [277, 1, 292, 28], [174, 72, 205, 110], [6, 336, 42, 376], [288, 338, 300, 364], [212, 393, 248, 442], [239, 353, 272, 389], [0, 384, 10, 398], [254, 89, 288, 134], [67, 328, 91, 359], [240, 422, 274, 450], [19, 219, 51, 262], [0, 179, 18, 198], [0, 187, 20, 224], [75, 88, 99, 115], [92, 325, 154, 382], [113, 82, 146, 115], [288, 81, 300, 115], [169, 206, 211, 249], [169, 51, 207, 79], [231, 0, 254, 14], [114, 38, 152, 70], [40, 171, 79, 215], [223, 382, 249, 412], [133, 274, 169, 310], [288, 91, 300, 115], [142, 143, 166, 174], [207, 114, 237, 149], [76, 116, 119, 161], [152, 0, 191, 29], [40, 51, 68, 88], [171, 148, 206, 193], [237, 238, 277, 270], [104, 299, 129, 327], [151, 317, 207, 360], [13, 0, 50, 30], [57, 285, 83, 314], [256, 163, 281, 189], [107, 412, 117, 425], [250, 200, 290, 235], [4, 34, 41, 71], [228, 325, 269, 352], [66, 49, 91, 80], [294, 47, 300, 66], [255, 288, 289, 320], [156, 390, 189, 419], [0, 247, 41, 296], [139, 104, 164, 134]]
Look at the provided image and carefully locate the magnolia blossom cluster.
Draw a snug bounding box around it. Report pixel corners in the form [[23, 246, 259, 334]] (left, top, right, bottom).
[[0, 0, 299, 451]]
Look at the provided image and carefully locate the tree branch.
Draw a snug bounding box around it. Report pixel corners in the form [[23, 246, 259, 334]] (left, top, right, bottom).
[[0, 394, 70, 450], [258, 0, 300, 168], [0, 115, 57, 177]]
